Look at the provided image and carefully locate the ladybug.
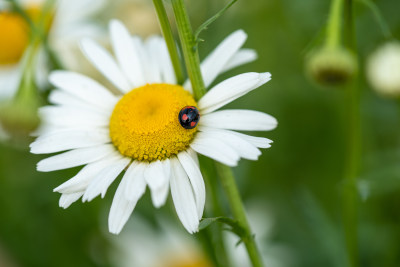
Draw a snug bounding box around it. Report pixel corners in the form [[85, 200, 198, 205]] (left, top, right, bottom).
[[178, 106, 200, 129]]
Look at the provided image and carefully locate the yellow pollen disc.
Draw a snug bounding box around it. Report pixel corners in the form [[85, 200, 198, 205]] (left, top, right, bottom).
[[110, 83, 198, 161], [0, 12, 29, 65]]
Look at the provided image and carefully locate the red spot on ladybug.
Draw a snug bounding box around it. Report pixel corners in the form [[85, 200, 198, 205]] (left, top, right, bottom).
[[178, 106, 200, 129]]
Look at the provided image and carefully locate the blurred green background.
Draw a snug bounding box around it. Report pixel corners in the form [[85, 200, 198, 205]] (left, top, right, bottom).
[[1, 0, 400, 266]]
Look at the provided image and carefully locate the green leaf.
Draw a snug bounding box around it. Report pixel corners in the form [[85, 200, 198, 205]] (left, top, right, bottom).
[[194, 0, 238, 44], [199, 217, 248, 241]]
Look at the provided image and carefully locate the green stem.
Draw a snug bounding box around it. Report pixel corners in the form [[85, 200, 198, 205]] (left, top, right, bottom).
[[169, 1, 264, 265], [215, 163, 264, 267], [152, 0, 185, 84], [201, 159, 231, 267], [343, 1, 359, 266], [171, 0, 206, 101], [15, 37, 41, 102], [325, 0, 344, 48]]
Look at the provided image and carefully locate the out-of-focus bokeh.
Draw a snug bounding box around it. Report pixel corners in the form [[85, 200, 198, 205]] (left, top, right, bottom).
[[1, 0, 400, 266]]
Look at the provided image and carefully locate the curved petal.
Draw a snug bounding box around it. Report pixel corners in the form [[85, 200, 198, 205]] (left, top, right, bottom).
[[48, 90, 112, 114], [39, 106, 110, 128], [82, 156, 131, 202], [144, 160, 171, 208], [54, 154, 122, 194], [177, 151, 205, 218], [124, 162, 147, 201], [200, 109, 277, 131], [190, 133, 240, 166], [198, 72, 271, 114], [80, 38, 131, 92], [158, 39, 176, 84], [30, 128, 110, 154], [49, 71, 118, 109], [170, 158, 199, 234], [37, 144, 115, 172], [197, 128, 261, 160], [109, 20, 145, 88], [108, 162, 146, 235], [221, 48, 257, 73], [59, 192, 84, 209], [144, 36, 163, 84], [184, 30, 247, 90]]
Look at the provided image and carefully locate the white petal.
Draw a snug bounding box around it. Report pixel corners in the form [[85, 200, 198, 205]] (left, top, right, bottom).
[[226, 130, 273, 148], [197, 128, 261, 160], [39, 106, 110, 128], [49, 71, 118, 110], [187, 147, 199, 166], [37, 144, 115, 172], [82, 156, 131, 202], [108, 163, 146, 235], [109, 20, 145, 88], [144, 36, 163, 83], [80, 38, 131, 92], [49, 90, 87, 108], [54, 154, 121, 194], [131, 37, 149, 85], [221, 49, 258, 72], [184, 30, 247, 90], [124, 162, 147, 202], [198, 72, 271, 114], [177, 151, 205, 218], [190, 133, 240, 167], [158, 39, 176, 84], [170, 158, 199, 234], [144, 160, 171, 208], [30, 129, 110, 154], [59, 192, 84, 209], [200, 109, 277, 131]]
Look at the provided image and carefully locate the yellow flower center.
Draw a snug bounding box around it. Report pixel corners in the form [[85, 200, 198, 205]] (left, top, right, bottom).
[[0, 6, 52, 65], [110, 84, 198, 161], [0, 5, 53, 65], [0, 11, 30, 65]]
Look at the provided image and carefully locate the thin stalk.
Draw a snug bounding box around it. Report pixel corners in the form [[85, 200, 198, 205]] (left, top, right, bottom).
[[325, 0, 344, 48], [201, 160, 231, 267], [152, 0, 185, 84], [215, 163, 264, 267], [171, 0, 206, 101], [343, 1, 359, 266], [169, 1, 264, 265], [15, 40, 41, 102]]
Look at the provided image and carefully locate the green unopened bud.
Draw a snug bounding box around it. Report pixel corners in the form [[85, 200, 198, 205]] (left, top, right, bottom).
[[306, 48, 358, 87], [0, 97, 40, 143]]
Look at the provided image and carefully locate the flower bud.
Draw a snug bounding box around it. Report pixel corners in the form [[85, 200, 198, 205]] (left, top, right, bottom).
[[0, 99, 40, 144], [367, 42, 400, 97], [306, 48, 358, 87]]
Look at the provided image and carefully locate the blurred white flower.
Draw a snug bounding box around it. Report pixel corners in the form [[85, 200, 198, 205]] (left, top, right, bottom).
[[0, 0, 106, 101], [109, 202, 294, 267], [109, 216, 212, 267], [367, 41, 400, 97]]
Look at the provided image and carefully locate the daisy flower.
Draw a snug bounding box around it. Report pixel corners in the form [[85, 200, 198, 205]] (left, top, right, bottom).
[[31, 20, 276, 234], [0, 0, 105, 101]]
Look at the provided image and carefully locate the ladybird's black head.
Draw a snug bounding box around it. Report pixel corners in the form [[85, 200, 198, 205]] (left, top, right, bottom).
[[178, 106, 200, 129]]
